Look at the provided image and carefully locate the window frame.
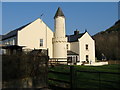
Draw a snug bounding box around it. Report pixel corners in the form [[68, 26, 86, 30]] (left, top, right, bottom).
[[66, 44, 69, 49], [85, 44, 88, 50], [40, 39, 43, 47], [86, 55, 89, 62]]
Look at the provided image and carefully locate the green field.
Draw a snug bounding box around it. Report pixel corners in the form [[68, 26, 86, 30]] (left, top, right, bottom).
[[48, 64, 120, 89]]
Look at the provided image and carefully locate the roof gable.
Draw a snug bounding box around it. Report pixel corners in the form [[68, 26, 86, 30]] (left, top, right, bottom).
[[2, 18, 53, 41], [2, 23, 31, 40], [78, 32, 94, 41]]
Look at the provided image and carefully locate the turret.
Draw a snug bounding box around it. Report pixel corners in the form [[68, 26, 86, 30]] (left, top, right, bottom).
[[54, 7, 66, 38], [53, 7, 67, 60]]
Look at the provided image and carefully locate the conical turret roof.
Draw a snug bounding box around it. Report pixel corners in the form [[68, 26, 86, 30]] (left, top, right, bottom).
[[54, 7, 65, 19]]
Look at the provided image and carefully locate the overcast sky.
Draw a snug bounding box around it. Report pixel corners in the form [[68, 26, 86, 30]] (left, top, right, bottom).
[[2, 2, 118, 35]]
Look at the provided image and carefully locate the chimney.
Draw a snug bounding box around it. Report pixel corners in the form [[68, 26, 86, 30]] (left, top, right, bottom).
[[74, 29, 79, 35]]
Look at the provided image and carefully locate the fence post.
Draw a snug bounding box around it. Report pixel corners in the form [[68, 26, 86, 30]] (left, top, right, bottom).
[[99, 72, 101, 90], [70, 66, 75, 90]]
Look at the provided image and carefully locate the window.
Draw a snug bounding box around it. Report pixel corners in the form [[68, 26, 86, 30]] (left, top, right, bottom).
[[86, 55, 89, 62], [13, 37, 16, 45], [40, 39, 43, 47], [66, 44, 68, 49], [10, 39, 13, 45], [7, 40, 10, 45], [13, 39, 15, 45], [67, 57, 72, 63], [86, 44, 88, 50], [76, 56, 79, 62]]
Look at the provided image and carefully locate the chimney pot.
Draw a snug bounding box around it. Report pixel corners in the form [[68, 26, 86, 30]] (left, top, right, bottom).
[[74, 29, 79, 35]]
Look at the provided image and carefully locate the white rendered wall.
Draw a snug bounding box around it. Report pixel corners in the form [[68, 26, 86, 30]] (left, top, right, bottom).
[[78, 32, 95, 63], [66, 42, 71, 50], [46, 25, 53, 58], [54, 17, 66, 38], [70, 42, 79, 54], [17, 18, 53, 58]]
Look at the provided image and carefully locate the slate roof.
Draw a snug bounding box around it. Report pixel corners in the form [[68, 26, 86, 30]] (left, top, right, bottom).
[[54, 7, 65, 19], [66, 33, 85, 42], [2, 23, 31, 40], [1, 45, 24, 49], [67, 50, 79, 55]]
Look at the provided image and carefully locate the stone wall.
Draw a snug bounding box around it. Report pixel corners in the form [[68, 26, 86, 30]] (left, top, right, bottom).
[[2, 49, 49, 89]]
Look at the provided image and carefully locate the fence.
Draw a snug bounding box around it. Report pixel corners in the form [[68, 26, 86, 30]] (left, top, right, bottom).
[[48, 66, 72, 89], [49, 58, 68, 65], [48, 66, 120, 89], [108, 60, 120, 64], [75, 69, 120, 89]]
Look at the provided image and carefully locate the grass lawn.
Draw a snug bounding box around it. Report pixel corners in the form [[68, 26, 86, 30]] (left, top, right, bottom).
[[48, 64, 120, 89]]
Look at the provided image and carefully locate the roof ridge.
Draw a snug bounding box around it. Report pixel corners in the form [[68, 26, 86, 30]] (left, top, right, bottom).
[[66, 32, 85, 36]]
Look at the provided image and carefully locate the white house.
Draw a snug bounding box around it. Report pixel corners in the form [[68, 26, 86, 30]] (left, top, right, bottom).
[[1, 7, 95, 65], [2, 18, 53, 58], [66, 30, 95, 65]]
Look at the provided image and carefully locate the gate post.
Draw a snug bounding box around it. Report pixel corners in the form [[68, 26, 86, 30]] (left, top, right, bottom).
[[70, 66, 76, 90]]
